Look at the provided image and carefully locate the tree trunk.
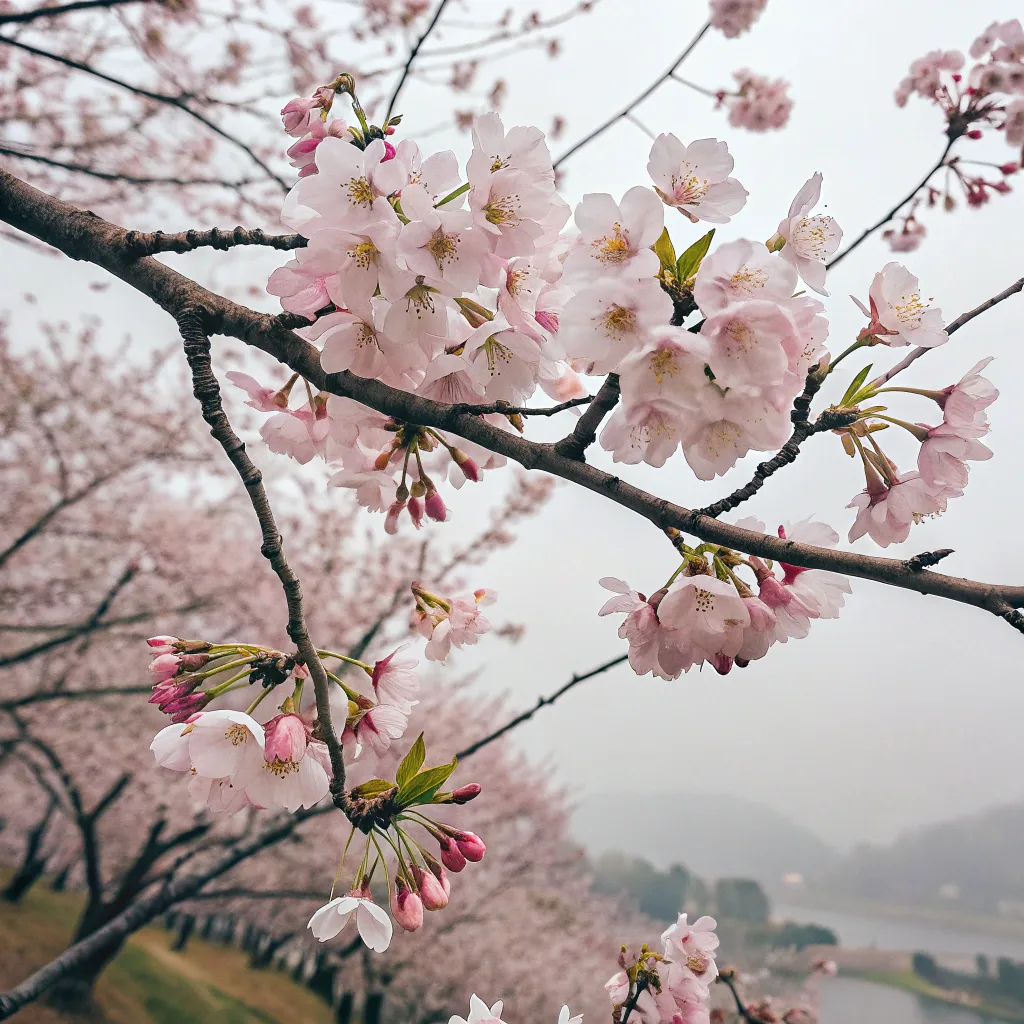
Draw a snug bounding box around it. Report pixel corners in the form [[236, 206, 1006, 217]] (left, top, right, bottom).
[[335, 992, 354, 1024], [42, 936, 127, 1019], [49, 863, 71, 891], [172, 914, 195, 951], [364, 992, 385, 1024], [2, 798, 56, 903]]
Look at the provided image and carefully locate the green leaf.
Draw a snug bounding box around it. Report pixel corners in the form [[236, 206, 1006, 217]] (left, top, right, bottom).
[[840, 364, 873, 407], [351, 778, 396, 798], [653, 228, 677, 272], [676, 229, 715, 283], [397, 757, 458, 808], [396, 733, 426, 789]]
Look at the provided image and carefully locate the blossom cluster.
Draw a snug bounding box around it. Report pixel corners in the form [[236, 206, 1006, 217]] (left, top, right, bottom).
[[145, 591, 492, 953], [886, 20, 1024, 250], [449, 997, 581, 1024], [607, 913, 721, 1024], [600, 517, 851, 679]]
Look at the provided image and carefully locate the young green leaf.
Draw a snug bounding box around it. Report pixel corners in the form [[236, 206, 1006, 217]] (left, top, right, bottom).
[[840, 364, 873, 407], [396, 732, 426, 789], [351, 778, 396, 798], [653, 227, 677, 272], [676, 229, 715, 284], [397, 757, 458, 808]]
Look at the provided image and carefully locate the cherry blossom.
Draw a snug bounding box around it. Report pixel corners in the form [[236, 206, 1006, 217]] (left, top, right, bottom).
[[348, 702, 410, 758], [693, 239, 798, 314], [854, 262, 947, 348], [371, 644, 421, 713], [709, 0, 767, 37], [646, 134, 749, 224], [725, 69, 793, 132], [658, 574, 750, 666], [918, 424, 992, 490], [308, 892, 394, 951], [245, 713, 331, 812], [847, 469, 945, 547], [450, 995, 506, 1024], [562, 187, 664, 282], [413, 585, 496, 663], [185, 709, 265, 786], [775, 172, 842, 295], [939, 357, 999, 427]]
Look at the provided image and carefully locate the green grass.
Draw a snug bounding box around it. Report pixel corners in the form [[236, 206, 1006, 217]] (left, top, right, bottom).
[[0, 876, 334, 1023], [853, 969, 1024, 1023]]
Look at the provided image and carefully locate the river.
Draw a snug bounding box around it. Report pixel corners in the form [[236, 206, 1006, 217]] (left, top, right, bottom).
[[773, 902, 1024, 1023]]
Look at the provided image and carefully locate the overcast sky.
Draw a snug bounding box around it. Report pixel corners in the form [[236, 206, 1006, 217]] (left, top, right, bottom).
[[5, 0, 1024, 852]]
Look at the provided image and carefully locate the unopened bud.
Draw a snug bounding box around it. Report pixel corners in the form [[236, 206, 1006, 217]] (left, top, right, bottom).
[[450, 783, 482, 804], [967, 129, 983, 139], [438, 836, 467, 873], [408, 495, 424, 529], [410, 479, 427, 498], [1000, 162, 1019, 175], [382, 140, 397, 161], [424, 489, 448, 522], [451, 829, 486, 862], [390, 878, 424, 932], [374, 448, 393, 471], [412, 864, 449, 910], [385, 499, 406, 535], [451, 448, 481, 482], [395, 481, 410, 502]]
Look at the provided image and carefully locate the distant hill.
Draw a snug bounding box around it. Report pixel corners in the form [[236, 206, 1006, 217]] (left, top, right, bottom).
[[809, 799, 1024, 915], [571, 791, 840, 887]]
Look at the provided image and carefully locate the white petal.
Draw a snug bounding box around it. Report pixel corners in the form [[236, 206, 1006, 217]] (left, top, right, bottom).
[[356, 900, 394, 952]]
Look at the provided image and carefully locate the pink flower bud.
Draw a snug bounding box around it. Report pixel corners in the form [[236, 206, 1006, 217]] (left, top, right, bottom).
[[452, 829, 486, 862], [384, 125, 396, 135], [382, 140, 397, 160], [709, 653, 733, 675], [385, 499, 406, 535], [149, 653, 181, 680], [280, 96, 318, 136], [147, 635, 179, 648], [1001, 162, 1020, 175], [450, 783, 482, 805], [451, 448, 481, 482], [178, 653, 210, 672], [263, 713, 309, 764], [408, 495, 424, 529], [424, 489, 447, 522], [967, 128, 983, 139], [167, 691, 209, 722], [757, 575, 793, 609], [534, 309, 560, 333], [438, 836, 467, 873], [390, 879, 424, 931], [412, 864, 449, 910]]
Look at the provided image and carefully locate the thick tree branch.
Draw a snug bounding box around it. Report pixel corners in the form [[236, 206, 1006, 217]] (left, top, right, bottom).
[[176, 310, 348, 811], [455, 653, 627, 760], [0, 686, 155, 711], [0, 811, 307, 1019], [4, 171, 1024, 633], [552, 373, 619, 459], [553, 21, 710, 170]]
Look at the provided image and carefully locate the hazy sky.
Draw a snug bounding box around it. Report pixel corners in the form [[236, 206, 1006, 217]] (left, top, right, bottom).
[[5, 0, 1024, 852]]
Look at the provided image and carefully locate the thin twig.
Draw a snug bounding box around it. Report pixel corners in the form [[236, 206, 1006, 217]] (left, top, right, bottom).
[[553, 21, 710, 170], [0, 685, 152, 710], [0, 146, 259, 188], [828, 138, 954, 269], [385, 0, 453, 121], [620, 978, 649, 1023], [867, 275, 1024, 389], [176, 309, 347, 811], [0, 36, 288, 190], [717, 971, 758, 1022], [455, 654, 627, 760], [124, 226, 306, 256], [0, 0, 147, 24], [451, 395, 594, 418]]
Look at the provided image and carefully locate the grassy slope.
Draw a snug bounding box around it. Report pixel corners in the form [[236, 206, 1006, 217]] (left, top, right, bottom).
[[0, 882, 334, 1024], [854, 969, 1024, 1023]]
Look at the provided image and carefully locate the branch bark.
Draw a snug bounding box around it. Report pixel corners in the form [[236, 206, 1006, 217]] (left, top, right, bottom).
[[3, 170, 1024, 633]]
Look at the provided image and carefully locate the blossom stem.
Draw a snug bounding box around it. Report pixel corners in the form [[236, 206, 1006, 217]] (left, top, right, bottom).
[[329, 826, 357, 901], [190, 656, 254, 681], [326, 671, 364, 702], [434, 182, 470, 208], [668, 72, 720, 99], [827, 339, 869, 374], [244, 684, 277, 716], [318, 651, 373, 674], [203, 667, 257, 697], [868, 412, 930, 441]]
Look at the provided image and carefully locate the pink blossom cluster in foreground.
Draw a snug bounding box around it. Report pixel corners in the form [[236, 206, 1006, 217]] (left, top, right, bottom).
[[146, 588, 494, 952], [885, 20, 1024, 250]]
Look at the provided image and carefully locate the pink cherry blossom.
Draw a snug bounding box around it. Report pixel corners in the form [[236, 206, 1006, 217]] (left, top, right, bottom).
[[658, 575, 750, 665], [918, 424, 992, 490], [939, 357, 999, 427], [694, 239, 798, 314], [350, 702, 410, 758], [709, 0, 767, 37], [562, 186, 664, 282], [646, 134, 748, 223], [371, 644, 420, 713], [246, 714, 331, 812], [776, 172, 842, 295], [186, 709, 265, 787], [854, 262, 947, 348], [726, 69, 793, 132], [390, 878, 424, 932], [847, 470, 945, 547]]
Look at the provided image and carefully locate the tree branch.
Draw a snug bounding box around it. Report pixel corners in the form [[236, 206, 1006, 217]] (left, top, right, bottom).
[[553, 21, 710, 170], [385, 0, 453, 121], [124, 226, 307, 257], [450, 395, 594, 418], [827, 138, 954, 269], [176, 310, 348, 811], [717, 971, 758, 1022], [455, 654, 627, 760], [0, 36, 288, 190], [0, 0, 148, 24], [552, 373, 619, 459], [0, 686, 153, 711], [4, 171, 1024, 634]]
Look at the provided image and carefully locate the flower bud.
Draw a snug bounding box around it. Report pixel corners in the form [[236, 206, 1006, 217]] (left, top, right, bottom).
[[263, 713, 309, 765], [147, 635, 179, 649], [451, 448, 481, 482], [967, 128, 983, 139], [385, 499, 406, 535], [149, 653, 182, 680], [178, 653, 210, 673], [452, 829, 486, 862], [450, 783, 482, 804], [390, 878, 424, 932], [280, 96, 318, 136], [382, 140, 397, 161], [374, 448, 394, 471], [424, 489, 448, 522], [438, 836, 467, 873], [413, 864, 449, 910], [408, 496, 424, 529], [410, 479, 427, 498]]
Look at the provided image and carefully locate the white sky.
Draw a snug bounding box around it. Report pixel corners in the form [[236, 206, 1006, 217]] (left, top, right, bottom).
[[5, 0, 1024, 851]]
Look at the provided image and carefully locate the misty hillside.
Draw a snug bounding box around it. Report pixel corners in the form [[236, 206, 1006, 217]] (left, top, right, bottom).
[[810, 799, 1024, 914], [571, 792, 840, 885]]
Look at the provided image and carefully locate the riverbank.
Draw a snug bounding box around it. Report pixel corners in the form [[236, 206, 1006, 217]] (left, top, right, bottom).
[[851, 970, 1024, 1023]]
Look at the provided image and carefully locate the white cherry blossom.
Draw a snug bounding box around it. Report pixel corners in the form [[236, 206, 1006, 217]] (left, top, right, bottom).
[[776, 172, 842, 295], [647, 134, 748, 223]]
